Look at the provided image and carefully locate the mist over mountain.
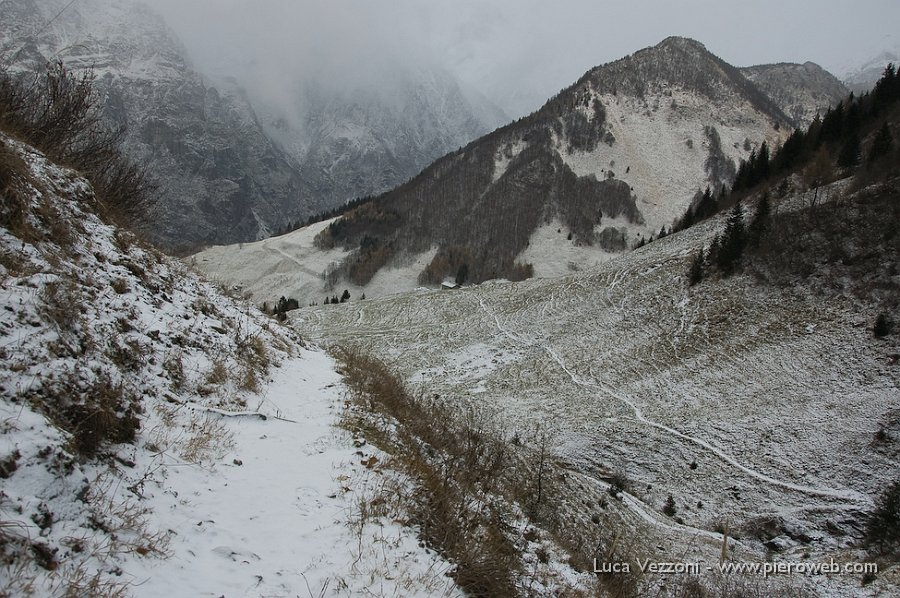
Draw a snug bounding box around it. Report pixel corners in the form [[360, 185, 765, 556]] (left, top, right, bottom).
[[843, 47, 900, 94], [317, 38, 795, 284], [195, 37, 857, 306], [0, 0, 506, 248]]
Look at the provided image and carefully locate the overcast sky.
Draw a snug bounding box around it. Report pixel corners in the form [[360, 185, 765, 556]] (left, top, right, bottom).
[[151, 0, 900, 117]]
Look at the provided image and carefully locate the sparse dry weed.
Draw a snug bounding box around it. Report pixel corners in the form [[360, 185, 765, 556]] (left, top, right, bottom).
[[179, 410, 234, 464]]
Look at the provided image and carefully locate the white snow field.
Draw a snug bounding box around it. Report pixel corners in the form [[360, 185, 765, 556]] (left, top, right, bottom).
[[191, 218, 440, 309], [289, 186, 900, 596]]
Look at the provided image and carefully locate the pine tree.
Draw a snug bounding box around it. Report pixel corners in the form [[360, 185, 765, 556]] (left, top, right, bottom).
[[865, 479, 900, 553], [748, 193, 770, 248], [716, 202, 745, 275], [688, 248, 705, 286], [695, 185, 716, 220], [873, 63, 900, 113], [818, 101, 845, 146], [455, 263, 469, 285], [756, 141, 771, 182], [663, 494, 677, 517], [869, 123, 894, 164], [874, 314, 893, 338], [340, 289, 351, 303], [838, 132, 861, 169]]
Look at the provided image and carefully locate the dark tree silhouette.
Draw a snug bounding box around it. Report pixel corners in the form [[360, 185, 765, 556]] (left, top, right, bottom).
[[869, 123, 894, 164]]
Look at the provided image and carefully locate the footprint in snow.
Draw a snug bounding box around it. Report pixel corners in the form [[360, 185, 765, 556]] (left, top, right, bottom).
[[295, 486, 324, 515], [212, 545, 261, 563]]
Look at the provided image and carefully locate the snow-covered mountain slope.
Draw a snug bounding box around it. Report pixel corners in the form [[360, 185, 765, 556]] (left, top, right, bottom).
[[0, 0, 505, 249], [0, 134, 457, 595], [293, 179, 900, 597], [194, 37, 829, 302], [741, 62, 849, 128], [1, 0, 322, 249], [255, 65, 509, 212], [843, 47, 900, 94], [190, 217, 444, 309]]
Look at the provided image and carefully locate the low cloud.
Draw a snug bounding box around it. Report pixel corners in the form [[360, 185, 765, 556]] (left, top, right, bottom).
[[150, 0, 900, 118]]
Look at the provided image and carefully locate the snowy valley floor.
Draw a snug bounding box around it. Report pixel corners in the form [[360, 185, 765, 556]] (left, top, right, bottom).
[[291, 205, 900, 596]]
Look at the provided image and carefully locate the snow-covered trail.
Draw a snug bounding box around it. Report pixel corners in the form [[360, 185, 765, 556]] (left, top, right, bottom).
[[476, 290, 869, 506], [124, 348, 458, 598]]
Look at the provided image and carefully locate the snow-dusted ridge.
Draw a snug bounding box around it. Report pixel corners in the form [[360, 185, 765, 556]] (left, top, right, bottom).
[[193, 36, 854, 298], [0, 135, 458, 596]]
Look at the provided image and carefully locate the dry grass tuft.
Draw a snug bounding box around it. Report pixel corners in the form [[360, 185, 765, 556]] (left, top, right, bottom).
[[179, 411, 234, 464], [32, 369, 142, 458], [205, 359, 229, 386]]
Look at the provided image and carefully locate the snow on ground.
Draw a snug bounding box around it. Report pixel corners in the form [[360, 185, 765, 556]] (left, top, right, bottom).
[[294, 181, 900, 596], [517, 217, 627, 279], [189, 218, 348, 307], [0, 135, 457, 596], [191, 220, 438, 308], [492, 139, 526, 183], [122, 349, 459, 598], [557, 89, 785, 236]]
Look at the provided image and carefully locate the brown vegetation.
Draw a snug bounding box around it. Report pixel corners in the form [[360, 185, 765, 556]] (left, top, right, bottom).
[[0, 61, 154, 228], [333, 345, 646, 597]]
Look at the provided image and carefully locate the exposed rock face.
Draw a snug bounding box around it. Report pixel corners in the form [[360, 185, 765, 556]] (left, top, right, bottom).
[[0, 0, 505, 249], [741, 62, 849, 128]]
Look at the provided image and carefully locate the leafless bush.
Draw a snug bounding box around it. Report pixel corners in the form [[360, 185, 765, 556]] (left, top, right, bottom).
[[162, 350, 187, 392], [0, 61, 155, 228], [0, 137, 39, 240], [205, 359, 229, 386], [39, 279, 89, 356], [110, 278, 129, 294]]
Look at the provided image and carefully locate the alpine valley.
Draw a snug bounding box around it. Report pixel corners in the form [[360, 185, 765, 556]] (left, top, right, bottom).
[[2, 4, 899, 597]]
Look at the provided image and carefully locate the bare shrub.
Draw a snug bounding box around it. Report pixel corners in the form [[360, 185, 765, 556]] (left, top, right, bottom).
[[0, 137, 39, 240], [110, 277, 129, 294], [162, 350, 187, 392], [205, 359, 229, 386], [0, 62, 155, 228], [39, 279, 90, 358], [106, 336, 147, 372]]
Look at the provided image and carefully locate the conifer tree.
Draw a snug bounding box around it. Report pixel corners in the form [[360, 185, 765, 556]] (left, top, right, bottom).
[[716, 202, 745, 275], [688, 248, 705, 286], [865, 479, 900, 553], [838, 132, 861, 169], [869, 123, 893, 164], [748, 193, 770, 248]]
